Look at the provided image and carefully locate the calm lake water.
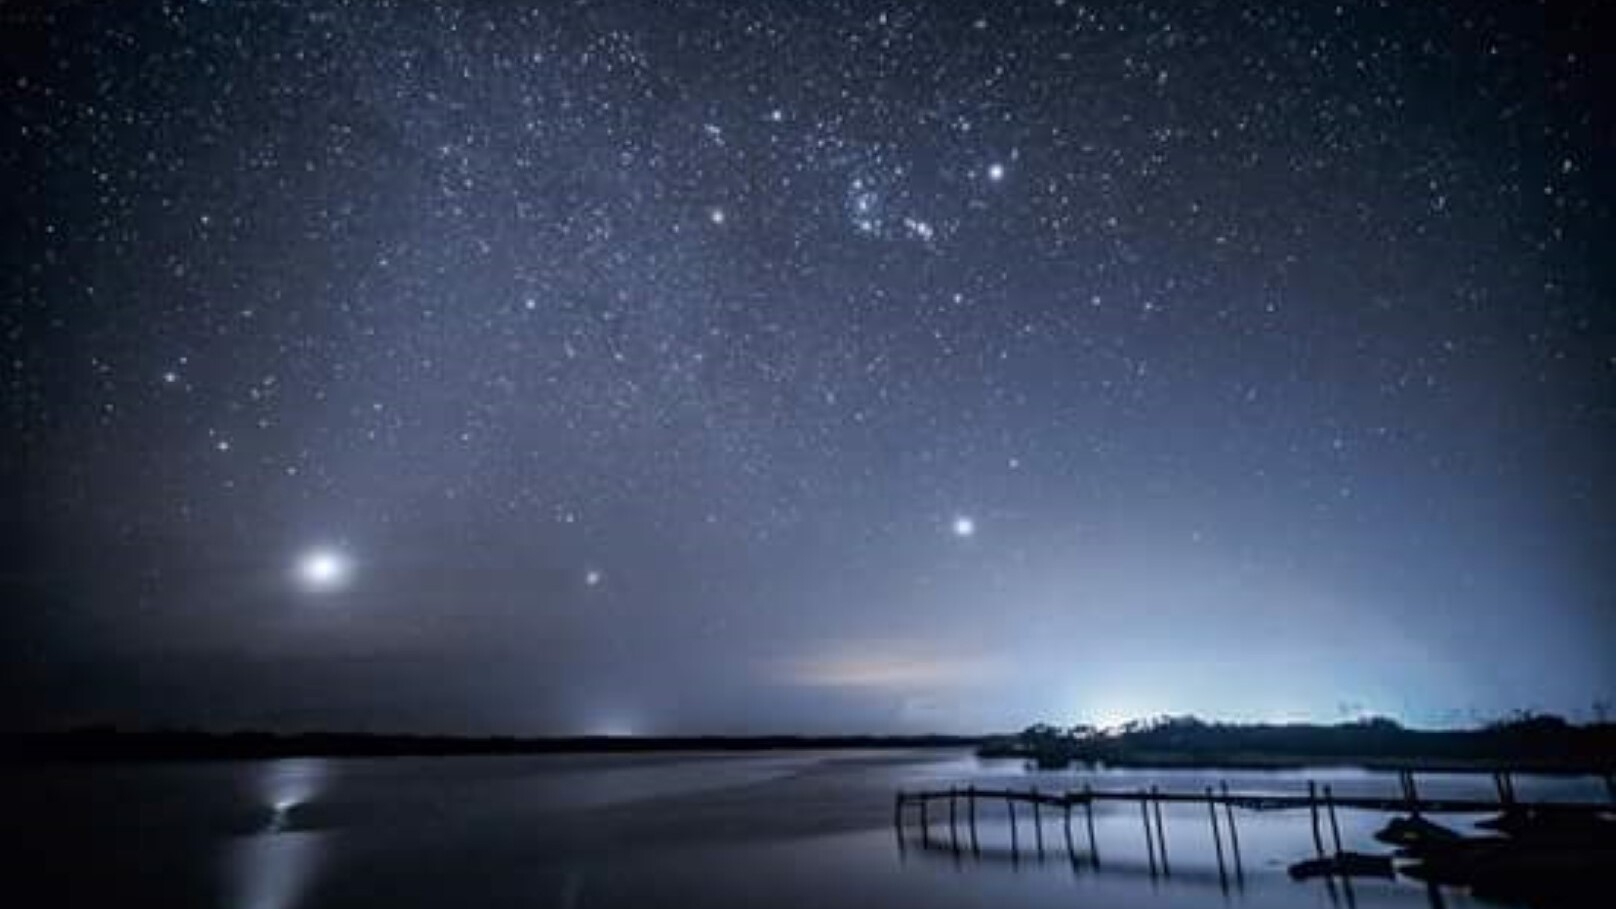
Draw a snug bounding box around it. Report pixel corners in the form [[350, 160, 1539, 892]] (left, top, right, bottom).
[[4, 750, 1607, 908]]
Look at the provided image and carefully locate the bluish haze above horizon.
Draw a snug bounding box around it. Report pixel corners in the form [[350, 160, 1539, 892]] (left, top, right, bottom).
[[3, 0, 1612, 734]]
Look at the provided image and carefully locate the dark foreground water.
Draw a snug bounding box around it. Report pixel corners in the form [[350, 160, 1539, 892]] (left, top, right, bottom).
[[4, 750, 1607, 908]]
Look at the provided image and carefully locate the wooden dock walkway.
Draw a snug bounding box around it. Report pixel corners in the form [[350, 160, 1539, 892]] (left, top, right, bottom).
[[893, 770, 1615, 887]]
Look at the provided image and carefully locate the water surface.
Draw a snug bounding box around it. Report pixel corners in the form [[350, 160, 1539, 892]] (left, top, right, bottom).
[[5, 750, 1604, 907]]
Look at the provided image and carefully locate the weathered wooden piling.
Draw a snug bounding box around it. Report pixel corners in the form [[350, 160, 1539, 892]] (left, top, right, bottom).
[[1007, 791, 1019, 855], [1307, 780, 1326, 857], [1324, 784, 1344, 855], [1492, 770, 1515, 805], [1206, 786, 1228, 885], [1061, 793, 1075, 865], [1221, 780, 1244, 883], [1151, 785, 1170, 875], [893, 793, 907, 856], [949, 787, 960, 852], [967, 784, 979, 855], [1031, 787, 1045, 857], [1401, 770, 1422, 816], [1140, 789, 1157, 875], [1083, 783, 1100, 866]]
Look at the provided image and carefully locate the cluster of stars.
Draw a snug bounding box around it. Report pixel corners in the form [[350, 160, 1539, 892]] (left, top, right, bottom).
[[1, 0, 1608, 730]]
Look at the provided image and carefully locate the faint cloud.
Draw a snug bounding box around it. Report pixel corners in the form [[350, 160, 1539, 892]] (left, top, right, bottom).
[[773, 643, 1000, 690]]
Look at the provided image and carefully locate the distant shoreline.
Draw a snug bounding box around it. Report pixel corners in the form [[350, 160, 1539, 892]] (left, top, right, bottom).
[[994, 750, 1613, 775], [8, 717, 1615, 775], [979, 716, 1616, 775]]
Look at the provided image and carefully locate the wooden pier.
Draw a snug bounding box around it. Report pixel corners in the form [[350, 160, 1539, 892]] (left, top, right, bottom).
[[893, 771, 1615, 889]]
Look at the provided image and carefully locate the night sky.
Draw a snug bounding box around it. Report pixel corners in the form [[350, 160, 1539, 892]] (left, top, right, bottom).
[[4, 1, 1612, 735]]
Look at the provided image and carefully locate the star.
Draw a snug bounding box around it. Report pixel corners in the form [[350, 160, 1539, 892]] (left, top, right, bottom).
[[585, 569, 603, 587], [951, 515, 976, 538], [986, 162, 1006, 182]]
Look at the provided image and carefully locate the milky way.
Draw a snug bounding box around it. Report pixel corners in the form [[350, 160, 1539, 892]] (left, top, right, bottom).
[[3, 1, 1611, 734]]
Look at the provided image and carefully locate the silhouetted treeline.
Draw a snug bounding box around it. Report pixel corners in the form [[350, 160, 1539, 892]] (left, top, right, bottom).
[[0, 728, 983, 762], [980, 715, 1616, 772], [11, 715, 1613, 769]]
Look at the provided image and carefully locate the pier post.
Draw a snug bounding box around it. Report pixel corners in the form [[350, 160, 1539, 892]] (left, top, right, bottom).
[[1140, 790, 1157, 876], [1062, 794, 1077, 870], [1084, 784, 1099, 867], [949, 787, 960, 853], [1151, 785, 1170, 876], [968, 785, 980, 856], [1207, 786, 1227, 887], [893, 792, 907, 855], [920, 794, 930, 846], [1221, 780, 1243, 883], [1324, 784, 1344, 856], [1308, 780, 1326, 858], [1492, 771, 1518, 806], [1031, 788, 1045, 857], [1007, 792, 1019, 857]]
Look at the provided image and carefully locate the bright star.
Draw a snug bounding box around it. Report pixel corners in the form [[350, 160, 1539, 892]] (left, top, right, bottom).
[[951, 515, 976, 538], [987, 162, 1006, 182], [296, 548, 351, 593], [585, 569, 603, 587]]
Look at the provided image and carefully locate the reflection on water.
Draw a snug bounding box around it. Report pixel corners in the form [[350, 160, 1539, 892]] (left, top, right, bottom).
[[232, 759, 332, 909], [228, 829, 325, 909], [5, 752, 1605, 909], [258, 758, 330, 832]]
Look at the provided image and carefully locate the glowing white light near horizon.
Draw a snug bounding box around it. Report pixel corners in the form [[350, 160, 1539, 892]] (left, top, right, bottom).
[[1091, 708, 1135, 731], [295, 549, 351, 592], [951, 515, 976, 538], [585, 569, 603, 587], [987, 162, 1006, 182], [591, 717, 635, 737]]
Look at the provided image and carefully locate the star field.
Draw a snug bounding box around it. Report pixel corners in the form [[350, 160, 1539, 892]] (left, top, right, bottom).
[[2, 0, 1612, 734]]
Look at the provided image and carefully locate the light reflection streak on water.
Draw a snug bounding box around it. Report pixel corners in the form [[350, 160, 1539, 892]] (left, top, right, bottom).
[[231, 759, 331, 909], [258, 758, 329, 831], [230, 830, 325, 909]]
